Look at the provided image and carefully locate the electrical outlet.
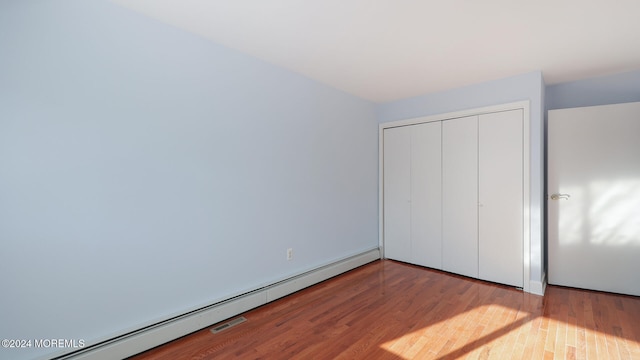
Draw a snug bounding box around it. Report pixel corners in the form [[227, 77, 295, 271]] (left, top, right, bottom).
[[287, 248, 293, 261]]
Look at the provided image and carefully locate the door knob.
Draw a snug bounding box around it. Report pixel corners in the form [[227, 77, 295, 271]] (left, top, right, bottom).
[[550, 193, 570, 200]]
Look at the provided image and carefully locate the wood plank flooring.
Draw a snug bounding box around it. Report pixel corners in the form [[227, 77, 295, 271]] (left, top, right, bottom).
[[129, 260, 640, 359]]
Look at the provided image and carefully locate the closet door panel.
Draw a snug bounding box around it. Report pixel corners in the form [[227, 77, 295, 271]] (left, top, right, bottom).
[[383, 126, 411, 262], [442, 116, 478, 278], [411, 121, 442, 268], [478, 110, 524, 287]]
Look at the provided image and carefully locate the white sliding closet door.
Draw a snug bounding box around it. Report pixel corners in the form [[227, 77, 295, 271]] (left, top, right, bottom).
[[383, 126, 411, 263], [442, 116, 478, 278], [381, 101, 531, 291], [478, 110, 524, 287], [411, 122, 442, 268]]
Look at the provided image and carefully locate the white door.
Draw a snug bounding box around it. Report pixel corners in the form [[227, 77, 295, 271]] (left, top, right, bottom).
[[478, 110, 523, 287], [411, 121, 442, 268], [383, 122, 442, 267], [383, 126, 411, 263], [548, 102, 640, 296], [442, 115, 478, 278]]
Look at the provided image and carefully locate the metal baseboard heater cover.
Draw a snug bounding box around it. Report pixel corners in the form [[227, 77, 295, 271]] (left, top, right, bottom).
[[54, 248, 380, 360]]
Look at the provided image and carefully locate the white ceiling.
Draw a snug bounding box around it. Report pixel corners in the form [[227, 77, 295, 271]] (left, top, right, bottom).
[[110, 0, 640, 103]]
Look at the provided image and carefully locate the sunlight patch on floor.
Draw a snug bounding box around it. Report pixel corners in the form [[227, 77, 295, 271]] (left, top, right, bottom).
[[379, 304, 530, 359]]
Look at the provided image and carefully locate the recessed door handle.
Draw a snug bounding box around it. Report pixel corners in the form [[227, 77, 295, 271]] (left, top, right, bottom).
[[550, 193, 570, 200]]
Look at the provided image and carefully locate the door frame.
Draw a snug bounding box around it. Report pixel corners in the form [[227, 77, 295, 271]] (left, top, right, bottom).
[[379, 101, 531, 293]]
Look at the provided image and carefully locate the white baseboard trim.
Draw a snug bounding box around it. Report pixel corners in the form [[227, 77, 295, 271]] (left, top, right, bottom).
[[59, 248, 381, 360], [529, 271, 547, 296]]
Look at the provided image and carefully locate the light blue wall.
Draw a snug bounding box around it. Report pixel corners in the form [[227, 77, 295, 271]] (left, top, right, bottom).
[[376, 72, 546, 291], [546, 70, 640, 110], [0, 2, 378, 359]]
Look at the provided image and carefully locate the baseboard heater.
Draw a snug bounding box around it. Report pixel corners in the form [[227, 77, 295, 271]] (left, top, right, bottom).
[[54, 248, 380, 360]]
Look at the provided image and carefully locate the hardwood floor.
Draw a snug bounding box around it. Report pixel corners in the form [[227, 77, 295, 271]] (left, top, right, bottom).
[[129, 260, 640, 359]]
